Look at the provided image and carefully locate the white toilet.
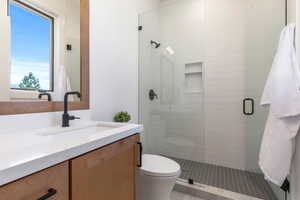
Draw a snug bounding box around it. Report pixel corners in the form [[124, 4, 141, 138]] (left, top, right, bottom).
[[137, 154, 181, 200]]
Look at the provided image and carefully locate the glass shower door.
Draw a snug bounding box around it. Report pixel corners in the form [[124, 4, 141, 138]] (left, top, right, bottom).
[[138, 0, 206, 166], [243, 1, 286, 199]]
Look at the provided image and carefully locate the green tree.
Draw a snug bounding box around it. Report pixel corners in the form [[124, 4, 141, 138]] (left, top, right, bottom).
[[19, 72, 41, 90]]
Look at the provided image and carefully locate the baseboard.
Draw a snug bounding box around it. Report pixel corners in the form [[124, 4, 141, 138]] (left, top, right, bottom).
[[174, 178, 264, 200]]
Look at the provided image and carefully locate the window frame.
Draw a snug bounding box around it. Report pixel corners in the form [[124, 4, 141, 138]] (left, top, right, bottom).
[[9, 0, 55, 92]]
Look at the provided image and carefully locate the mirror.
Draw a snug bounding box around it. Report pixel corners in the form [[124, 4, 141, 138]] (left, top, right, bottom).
[[0, 0, 81, 102]]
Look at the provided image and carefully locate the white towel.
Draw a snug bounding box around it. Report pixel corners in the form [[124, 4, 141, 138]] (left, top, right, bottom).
[[259, 24, 300, 186], [56, 65, 73, 101]]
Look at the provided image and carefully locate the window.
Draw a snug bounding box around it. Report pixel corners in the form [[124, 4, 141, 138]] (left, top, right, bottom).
[[9, 0, 54, 91]]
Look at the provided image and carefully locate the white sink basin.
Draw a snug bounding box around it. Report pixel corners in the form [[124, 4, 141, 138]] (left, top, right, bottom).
[[36, 122, 124, 136]]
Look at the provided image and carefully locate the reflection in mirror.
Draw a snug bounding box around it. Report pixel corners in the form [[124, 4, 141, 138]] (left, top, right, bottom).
[[0, 0, 80, 102]]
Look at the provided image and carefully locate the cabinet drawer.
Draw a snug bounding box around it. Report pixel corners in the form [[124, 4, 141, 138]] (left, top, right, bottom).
[[0, 162, 69, 200], [71, 134, 140, 200]]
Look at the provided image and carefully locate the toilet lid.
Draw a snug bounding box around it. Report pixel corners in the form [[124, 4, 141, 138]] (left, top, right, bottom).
[[140, 154, 181, 177]]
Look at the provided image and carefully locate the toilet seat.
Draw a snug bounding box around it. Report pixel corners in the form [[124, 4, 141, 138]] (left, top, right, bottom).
[[139, 154, 181, 177]]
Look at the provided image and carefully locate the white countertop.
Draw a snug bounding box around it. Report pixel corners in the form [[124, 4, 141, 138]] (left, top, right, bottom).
[[0, 121, 143, 186]]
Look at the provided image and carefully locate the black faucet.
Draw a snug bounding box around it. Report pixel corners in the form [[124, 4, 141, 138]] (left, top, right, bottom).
[[62, 91, 81, 127], [38, 93, 52, 102]]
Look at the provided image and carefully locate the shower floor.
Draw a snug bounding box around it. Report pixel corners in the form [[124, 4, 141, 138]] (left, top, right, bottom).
[[168, 157, 277, 200]]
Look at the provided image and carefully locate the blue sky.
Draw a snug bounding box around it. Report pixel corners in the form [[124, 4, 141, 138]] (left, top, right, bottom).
[[10, 2, 52, 90]]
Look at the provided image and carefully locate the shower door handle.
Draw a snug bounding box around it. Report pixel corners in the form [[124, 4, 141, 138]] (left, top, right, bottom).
[[243, 98, 254, 115]]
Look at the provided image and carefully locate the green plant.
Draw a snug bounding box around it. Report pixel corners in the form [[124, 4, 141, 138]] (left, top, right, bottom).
[[114, 111, 131, 123], [19, 72, 41, 90]]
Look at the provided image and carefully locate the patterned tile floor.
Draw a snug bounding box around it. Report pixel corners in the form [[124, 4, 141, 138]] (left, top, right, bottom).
[[168, 157, 278, 200]]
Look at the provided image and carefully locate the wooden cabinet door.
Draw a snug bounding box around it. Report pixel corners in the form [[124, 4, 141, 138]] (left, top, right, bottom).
[[0, 162, 69, 200], [71, 134, 140, 200]]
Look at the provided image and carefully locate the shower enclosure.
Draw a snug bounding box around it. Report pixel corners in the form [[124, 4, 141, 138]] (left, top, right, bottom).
[[139, 0, 286, 199]]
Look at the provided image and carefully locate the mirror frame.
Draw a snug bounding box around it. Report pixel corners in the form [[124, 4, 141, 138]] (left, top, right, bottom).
[[0, 0, 89, 115]]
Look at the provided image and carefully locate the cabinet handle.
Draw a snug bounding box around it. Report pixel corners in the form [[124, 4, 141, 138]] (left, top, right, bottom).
[[137, 142, 143, 167], [36, 188, 57, 200]]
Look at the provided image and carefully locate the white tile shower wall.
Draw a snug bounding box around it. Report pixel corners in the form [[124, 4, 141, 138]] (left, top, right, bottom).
[[204, 0, 248, 169], [140, 0, 284, 171], [204, 0, 284, 170]]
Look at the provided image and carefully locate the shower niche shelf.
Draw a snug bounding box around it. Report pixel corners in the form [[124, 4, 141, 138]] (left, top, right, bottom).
[[184, 62, 204, 94]]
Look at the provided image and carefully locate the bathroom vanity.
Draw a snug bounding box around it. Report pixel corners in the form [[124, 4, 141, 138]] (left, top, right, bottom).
[[0, 122, 143, 200]]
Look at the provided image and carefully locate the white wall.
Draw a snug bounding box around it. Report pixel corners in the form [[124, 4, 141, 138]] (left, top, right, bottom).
[[138, 0, 160, 13], [289, 0, 296, 23], [90, 0, 159, 123]]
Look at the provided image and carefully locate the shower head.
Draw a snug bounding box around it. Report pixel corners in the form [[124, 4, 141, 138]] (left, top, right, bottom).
[[150, 40, 161, 48]]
